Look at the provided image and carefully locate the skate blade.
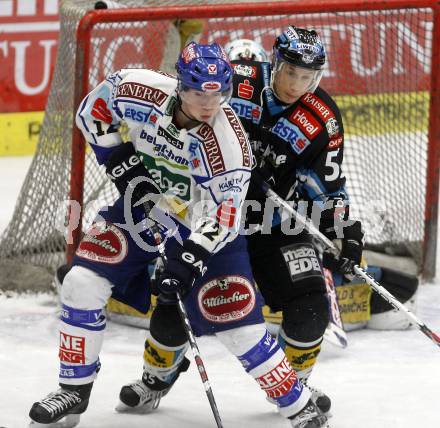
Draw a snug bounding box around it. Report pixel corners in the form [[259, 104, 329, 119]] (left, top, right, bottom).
[[115, 400, 156, 414], [29, 414, 80, 428]]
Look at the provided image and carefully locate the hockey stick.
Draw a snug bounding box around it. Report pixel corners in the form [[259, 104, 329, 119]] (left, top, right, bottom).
[[142, 201, 224, 428], [323, 267, 348, 348], [262, 185, 440, 349]]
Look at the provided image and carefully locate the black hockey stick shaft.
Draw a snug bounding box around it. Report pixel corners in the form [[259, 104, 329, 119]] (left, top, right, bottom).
[[143, 202, 224, 428], [263, 186, 440, 349]]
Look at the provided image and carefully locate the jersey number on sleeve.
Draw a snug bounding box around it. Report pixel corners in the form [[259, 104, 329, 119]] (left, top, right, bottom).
[[94, 120, 118, 137]]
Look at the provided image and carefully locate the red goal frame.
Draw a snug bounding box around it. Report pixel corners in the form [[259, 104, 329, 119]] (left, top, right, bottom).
[[70, 0, 440, 279]]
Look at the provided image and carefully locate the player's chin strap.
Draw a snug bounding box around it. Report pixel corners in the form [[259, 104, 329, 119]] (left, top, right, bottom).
[[139, 199, 224, 428], [262, 182, 440, 350]]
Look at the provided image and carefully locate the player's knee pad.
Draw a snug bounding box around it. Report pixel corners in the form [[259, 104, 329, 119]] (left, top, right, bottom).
[[58, 266, 112, 386], [61, 265, 113, 309], [149, 303, 187, 347], [282, 291, 329, 342], [217, 324, 310, 418], [216, 323, 267, 356]]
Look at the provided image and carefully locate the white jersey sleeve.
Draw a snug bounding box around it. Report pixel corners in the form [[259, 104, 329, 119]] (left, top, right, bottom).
[[75, 71, 128, 164]]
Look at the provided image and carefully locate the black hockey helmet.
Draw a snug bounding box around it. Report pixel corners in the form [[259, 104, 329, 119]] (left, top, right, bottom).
[[273, 25, 326, 70], [272, 26, 326, 94]]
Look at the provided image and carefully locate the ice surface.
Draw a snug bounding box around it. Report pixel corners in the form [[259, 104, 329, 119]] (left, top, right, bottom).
[[1, 156, 439, 428]]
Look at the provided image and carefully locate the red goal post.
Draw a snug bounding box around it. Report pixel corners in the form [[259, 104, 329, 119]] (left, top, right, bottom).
[[71, 0, 440, 279]]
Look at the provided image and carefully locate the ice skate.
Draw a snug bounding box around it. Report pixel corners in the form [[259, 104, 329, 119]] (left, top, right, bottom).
[[303, 380, 332, 415], [116, 357, 190, 414], [28, 383, 93, 428], [289, 398, 329, 428]]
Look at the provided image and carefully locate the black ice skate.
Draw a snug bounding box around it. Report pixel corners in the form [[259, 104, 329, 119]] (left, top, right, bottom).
[[116, 357, 190, 414], [303, 381, 332, 415], [289, 398, 329, 428], [28, 383, 93, 428]]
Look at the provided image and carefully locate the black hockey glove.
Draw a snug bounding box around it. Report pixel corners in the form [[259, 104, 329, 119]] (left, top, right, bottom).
[[105, 142, 159, 204], [158, 240, 211, 304], [322, 220, 364, 280]]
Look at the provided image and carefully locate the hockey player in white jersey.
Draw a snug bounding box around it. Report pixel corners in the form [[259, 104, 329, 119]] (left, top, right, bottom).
[[28, 42, 328, 428]]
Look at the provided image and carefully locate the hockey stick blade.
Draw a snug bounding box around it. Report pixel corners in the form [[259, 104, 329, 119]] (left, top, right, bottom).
[[324, 322, 348, 348], [354, 266, 440, 349]]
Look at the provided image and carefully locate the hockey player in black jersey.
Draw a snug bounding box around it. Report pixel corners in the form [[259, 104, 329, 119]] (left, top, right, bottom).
[[229, 27, 365, 418]]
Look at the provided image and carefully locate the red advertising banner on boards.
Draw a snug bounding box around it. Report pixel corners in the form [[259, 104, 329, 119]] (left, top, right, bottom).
[[0, 0, 59, 113], [0, 0, 172, 114]]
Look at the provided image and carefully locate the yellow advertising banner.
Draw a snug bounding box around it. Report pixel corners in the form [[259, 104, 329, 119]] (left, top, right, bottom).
[[0, 111, 43, 156]]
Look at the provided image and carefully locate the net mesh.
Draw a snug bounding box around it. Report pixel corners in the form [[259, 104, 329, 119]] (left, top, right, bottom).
[[0, 1, 435, 290]]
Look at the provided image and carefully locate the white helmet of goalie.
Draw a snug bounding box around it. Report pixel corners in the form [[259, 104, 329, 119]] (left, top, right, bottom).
[[224, 38, 269, 62]]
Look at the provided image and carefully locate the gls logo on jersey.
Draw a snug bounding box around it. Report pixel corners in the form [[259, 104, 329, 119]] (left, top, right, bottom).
[[271, 118, 311, 154]]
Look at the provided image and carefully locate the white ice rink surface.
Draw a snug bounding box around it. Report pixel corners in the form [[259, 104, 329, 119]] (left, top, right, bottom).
[[1, 156, 440, 428]]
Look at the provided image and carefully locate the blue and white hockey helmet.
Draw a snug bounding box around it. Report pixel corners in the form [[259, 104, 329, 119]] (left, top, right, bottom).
[[176, 41, 233, 104], [273, 26, 326, 93]]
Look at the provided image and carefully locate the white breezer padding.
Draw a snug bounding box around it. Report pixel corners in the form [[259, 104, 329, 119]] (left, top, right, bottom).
[[61, 266, 113, 309]]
